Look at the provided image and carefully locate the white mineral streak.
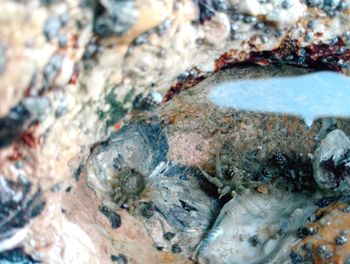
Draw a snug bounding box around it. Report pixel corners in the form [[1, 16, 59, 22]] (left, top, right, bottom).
[[60, 218, 97, 263], [229, 0, 307, 27], [47, 216, 98, 264], [54, 56, 75, 87], [0, 228, 29, 252]]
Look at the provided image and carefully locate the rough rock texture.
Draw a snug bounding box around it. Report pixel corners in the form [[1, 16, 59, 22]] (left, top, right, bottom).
[[1, 0, 350, 263], [158, 65, 350, 174], [292, 197, 350, 263]]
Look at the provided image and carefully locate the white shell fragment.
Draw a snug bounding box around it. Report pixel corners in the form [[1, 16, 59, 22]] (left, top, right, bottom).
[[313, 129, 350, 192], [197, 190, 317, 264]]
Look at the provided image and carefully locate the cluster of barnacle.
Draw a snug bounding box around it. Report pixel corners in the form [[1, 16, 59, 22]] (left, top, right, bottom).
[[229, 13, 282, 42], [306, 0, 348, 17]]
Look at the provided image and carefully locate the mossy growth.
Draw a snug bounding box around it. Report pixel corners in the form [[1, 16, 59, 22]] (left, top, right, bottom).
[[97, 91, 128, 127]]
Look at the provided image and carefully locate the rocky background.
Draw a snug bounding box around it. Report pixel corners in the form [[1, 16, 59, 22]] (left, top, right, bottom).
[[1, 0, 350, 263]]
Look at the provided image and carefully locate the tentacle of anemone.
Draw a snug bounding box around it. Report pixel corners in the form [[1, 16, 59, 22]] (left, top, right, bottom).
[[198, 165, 224, 189], [219, 185, 231, 198], [115, 195, 126, 209], [113, 191, 123, 201], [215, 150, 224, 180], [138, 183, 158, 202], [127, 197, 134, 213], [113, 186, 122, 193]]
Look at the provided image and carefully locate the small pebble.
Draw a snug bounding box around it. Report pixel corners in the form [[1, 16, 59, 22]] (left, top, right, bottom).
[[171, 244, 182, 254], [318, 244, 326, 253], [335, 235, 348, 245], [231, 24, 239, 32], [339, 206, 350, 214], [281, 0, 291, 9], [304, 31, 314, 42], [307, 20, 317, 30], [43, 16, 61, 41], [58, 35, 68, 48], [330, 37, 339, 45], [232, 14, 243, 21], [340, 230, 348, 236], [59, 12, 70, 26], [338, 1, 347, 10], [163, 232, 176, 241], [243, 15, 256, 24], [256, 186, 269, 194], [156, 246, 163, 251], [111, 254, 128, 264], [260, 35, 268, 44], [325, 251, 334, 259], [248, 235, 261, 247], [306, 0, 321, 7], [254, 22, 266, 30]]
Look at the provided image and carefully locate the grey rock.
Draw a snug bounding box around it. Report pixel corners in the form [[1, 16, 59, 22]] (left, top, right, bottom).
[[93, 0, 139, 37], [42, 16, 61, 41]]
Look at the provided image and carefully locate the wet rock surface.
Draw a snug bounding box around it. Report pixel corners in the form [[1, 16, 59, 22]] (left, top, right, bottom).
[[83, 64, 350, 263], [2, 0, 350, 263]]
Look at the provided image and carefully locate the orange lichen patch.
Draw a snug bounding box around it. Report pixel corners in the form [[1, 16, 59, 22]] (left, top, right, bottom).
[[292, 201, 350, 263], [168, 132, 217, 166]]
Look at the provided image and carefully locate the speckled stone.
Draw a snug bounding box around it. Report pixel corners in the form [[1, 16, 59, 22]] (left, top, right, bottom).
[[157, 65, 350, 180]]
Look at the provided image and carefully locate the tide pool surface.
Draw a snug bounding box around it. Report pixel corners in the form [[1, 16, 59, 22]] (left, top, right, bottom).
[[209, 71, 350, 126]]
